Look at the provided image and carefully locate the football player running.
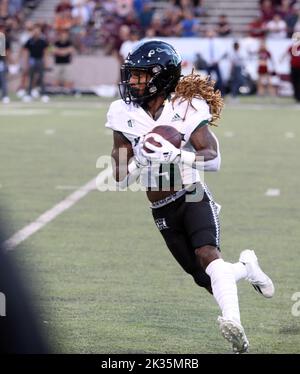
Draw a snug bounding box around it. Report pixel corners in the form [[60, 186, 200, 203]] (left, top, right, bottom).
[[105, 40, 274, 353]]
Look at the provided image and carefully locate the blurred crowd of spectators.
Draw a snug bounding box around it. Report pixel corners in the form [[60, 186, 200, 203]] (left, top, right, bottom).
[[249, 0, 300, 38], [0, 0, 300, 104], [0, 0, 41, 31], [2, 1, 300, 58]]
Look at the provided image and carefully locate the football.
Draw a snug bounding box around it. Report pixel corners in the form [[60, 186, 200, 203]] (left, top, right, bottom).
[[143, 125, 182, 153]]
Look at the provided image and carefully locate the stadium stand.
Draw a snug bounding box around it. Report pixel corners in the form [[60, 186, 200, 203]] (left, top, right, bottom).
[[1, 0, 299, 97]]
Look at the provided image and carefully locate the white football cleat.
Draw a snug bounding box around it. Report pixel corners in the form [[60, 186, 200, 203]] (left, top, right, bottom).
[[218, 316, 249, 354], [239, 249, 275, 298]]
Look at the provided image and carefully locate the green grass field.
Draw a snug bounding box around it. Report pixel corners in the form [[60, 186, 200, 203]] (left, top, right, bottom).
[[0, 97, 300, 353]]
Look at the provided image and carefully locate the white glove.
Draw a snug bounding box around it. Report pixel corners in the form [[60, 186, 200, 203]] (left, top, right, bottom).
[[141, 133, 181, 164], [133, 137, 150, 167]]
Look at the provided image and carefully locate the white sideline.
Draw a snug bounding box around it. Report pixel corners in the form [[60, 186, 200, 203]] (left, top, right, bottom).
[[3, 168, 112, 251]]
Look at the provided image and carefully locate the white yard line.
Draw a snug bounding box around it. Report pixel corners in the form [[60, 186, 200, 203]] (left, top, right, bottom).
[[0, 109, 51, 116], [45, 129, 56, 135], [2, 102, 107, 110], [265, 188, 281, 197], [61, 110, 95, 116], [285, 132, 295, 139], [55, 185, 79, 190], [3, 167, 112, 251]]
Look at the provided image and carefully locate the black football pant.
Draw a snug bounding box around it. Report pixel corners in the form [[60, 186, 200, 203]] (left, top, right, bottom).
[[152, 190, 220, 289]]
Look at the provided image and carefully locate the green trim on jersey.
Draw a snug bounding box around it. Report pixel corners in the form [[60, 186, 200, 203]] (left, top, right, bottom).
[[198, 119, 210, 128], [193, 120, 210, 133]]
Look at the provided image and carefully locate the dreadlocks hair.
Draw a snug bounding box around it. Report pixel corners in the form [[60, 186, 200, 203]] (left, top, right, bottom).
[[171, 70, 224, 126]]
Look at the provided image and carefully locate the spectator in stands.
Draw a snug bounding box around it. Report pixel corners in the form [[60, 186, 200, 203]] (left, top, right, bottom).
[[55, 0, 73, 14], [137, 1, 154, 31], [53, 30, 75, 91], [279, 0, 293, 17], [79, 19, 97, 54], [248, 17, 266, 38], [294, 11, 300, 33], [119, 28, 140, 62], [193, 0, 206, 17], [228, 41, 245, 98], [279, 0, 299, 37], [100, 12, 123, 55], [160, 6, 182, 37], [0, 0, 9, 22], [179, 9, 200, 37], [116, 0, 134, 18], [54, 6, 74, 31], [261, 0, 275, 22], [122, 12, 141, 33], [146, 13, 165, 37], [22, 24, 50, 102], [266, 13, 287, 38], [133, 0, 150, 17], [72, 0, 91, 27], [8, 0, 23, 16], [174, 0, 205, 15], [71, 1, 94, 53], [281, 32, 300, 102], [257, 39, 275, 96], [175, 0, 194, 12], [0, 21, 11, 103], [217, 14, 231, 37]]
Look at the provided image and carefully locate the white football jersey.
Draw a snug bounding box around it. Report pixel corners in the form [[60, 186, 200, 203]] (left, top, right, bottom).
[[105, 96, 214, 188]]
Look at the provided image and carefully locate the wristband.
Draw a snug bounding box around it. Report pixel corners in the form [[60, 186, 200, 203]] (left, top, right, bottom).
[[128, 160, 139, 173], [180, 150, 196, 166]]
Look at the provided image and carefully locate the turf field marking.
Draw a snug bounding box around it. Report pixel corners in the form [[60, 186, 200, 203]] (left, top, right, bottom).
[[0, 109, 50, 116], [285, 132, 295, 139], [2, 167, 112, 251], [265, 188, 280, 197], [55, 185, 79, 190], [61, 110, 94, 116], [45, 129, 56, 135], [224, 131, 235, 138]]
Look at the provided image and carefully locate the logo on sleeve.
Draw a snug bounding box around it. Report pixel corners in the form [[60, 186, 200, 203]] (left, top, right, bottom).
[[127, 120, 134, 127]]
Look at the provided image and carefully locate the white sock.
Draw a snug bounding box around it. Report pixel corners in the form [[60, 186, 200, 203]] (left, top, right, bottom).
[[231, 262, 248, 282], [206, 258, 241, 324]]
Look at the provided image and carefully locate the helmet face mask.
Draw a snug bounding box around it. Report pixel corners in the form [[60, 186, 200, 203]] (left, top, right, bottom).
[[119, 40, 182, 105], [119, 67, 155, 104]]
